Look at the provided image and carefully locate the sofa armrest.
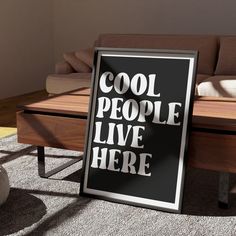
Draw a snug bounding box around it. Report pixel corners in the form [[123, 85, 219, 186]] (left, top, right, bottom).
[[55, 61, 75, 74]]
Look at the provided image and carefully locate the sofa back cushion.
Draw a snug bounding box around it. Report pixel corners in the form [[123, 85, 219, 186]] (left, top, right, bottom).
[[96, 34, 218, 75], [215, 36, 236, 75], [63, 52, 91, 73]]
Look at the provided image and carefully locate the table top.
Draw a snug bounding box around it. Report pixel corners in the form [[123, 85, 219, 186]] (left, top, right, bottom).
[[18, 88, 90, 117], [18, 88, 236, 132], [192, 96, 236, 131]]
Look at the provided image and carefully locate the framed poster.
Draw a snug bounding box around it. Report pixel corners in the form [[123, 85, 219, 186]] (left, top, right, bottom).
[[80, 48, 198, 213]]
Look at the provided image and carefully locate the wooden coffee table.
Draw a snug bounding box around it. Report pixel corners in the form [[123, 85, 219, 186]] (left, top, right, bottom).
[[17, 88, 90, 178], [17, 88, 236, 207], [189, 96, 236, 207]]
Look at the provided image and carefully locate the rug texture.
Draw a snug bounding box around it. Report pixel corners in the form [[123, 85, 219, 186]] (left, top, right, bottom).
[[1, 135, 236, 236]]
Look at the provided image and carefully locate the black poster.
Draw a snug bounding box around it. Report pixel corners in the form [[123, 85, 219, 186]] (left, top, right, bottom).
[[80, 48, 198, 212]]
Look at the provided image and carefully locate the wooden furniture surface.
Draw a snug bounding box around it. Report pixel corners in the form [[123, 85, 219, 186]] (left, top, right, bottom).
[[192, 96, 236, 132], [18, 88, 90, 117], [19, 90, 236, 130], [17, 88, 236, 173], [189, 96, 236, 173], [17, 88, 90, 151]]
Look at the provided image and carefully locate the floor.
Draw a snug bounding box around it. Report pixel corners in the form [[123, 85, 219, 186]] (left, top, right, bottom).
[[0, 90, 48, 138]]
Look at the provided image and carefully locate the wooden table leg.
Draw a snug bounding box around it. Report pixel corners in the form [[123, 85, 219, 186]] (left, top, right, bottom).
[[218, 172, 230, 209]]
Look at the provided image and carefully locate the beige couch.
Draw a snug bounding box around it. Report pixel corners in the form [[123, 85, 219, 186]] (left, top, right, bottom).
[[46, 34, 236, 97]]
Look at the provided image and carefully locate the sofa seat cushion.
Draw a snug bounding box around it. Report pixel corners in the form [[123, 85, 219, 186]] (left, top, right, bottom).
[[97, 34, 218, 75], [195, 74, 210, 95], [196, 74, 210, 84], [46, 73, 91, 94], [198, 76, 236, 97]]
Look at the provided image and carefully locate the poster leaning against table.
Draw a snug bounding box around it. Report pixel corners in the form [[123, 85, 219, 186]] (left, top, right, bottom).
[[80, 47, 198, 213]]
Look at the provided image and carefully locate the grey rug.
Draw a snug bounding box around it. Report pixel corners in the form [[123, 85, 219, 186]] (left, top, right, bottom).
[[1, 135, 236, 236]]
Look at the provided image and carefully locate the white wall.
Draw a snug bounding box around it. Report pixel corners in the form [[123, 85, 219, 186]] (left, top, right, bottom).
[[0, 0, 54, 99], [53, 0, 236, 61], [1, 0, 236, 99]]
